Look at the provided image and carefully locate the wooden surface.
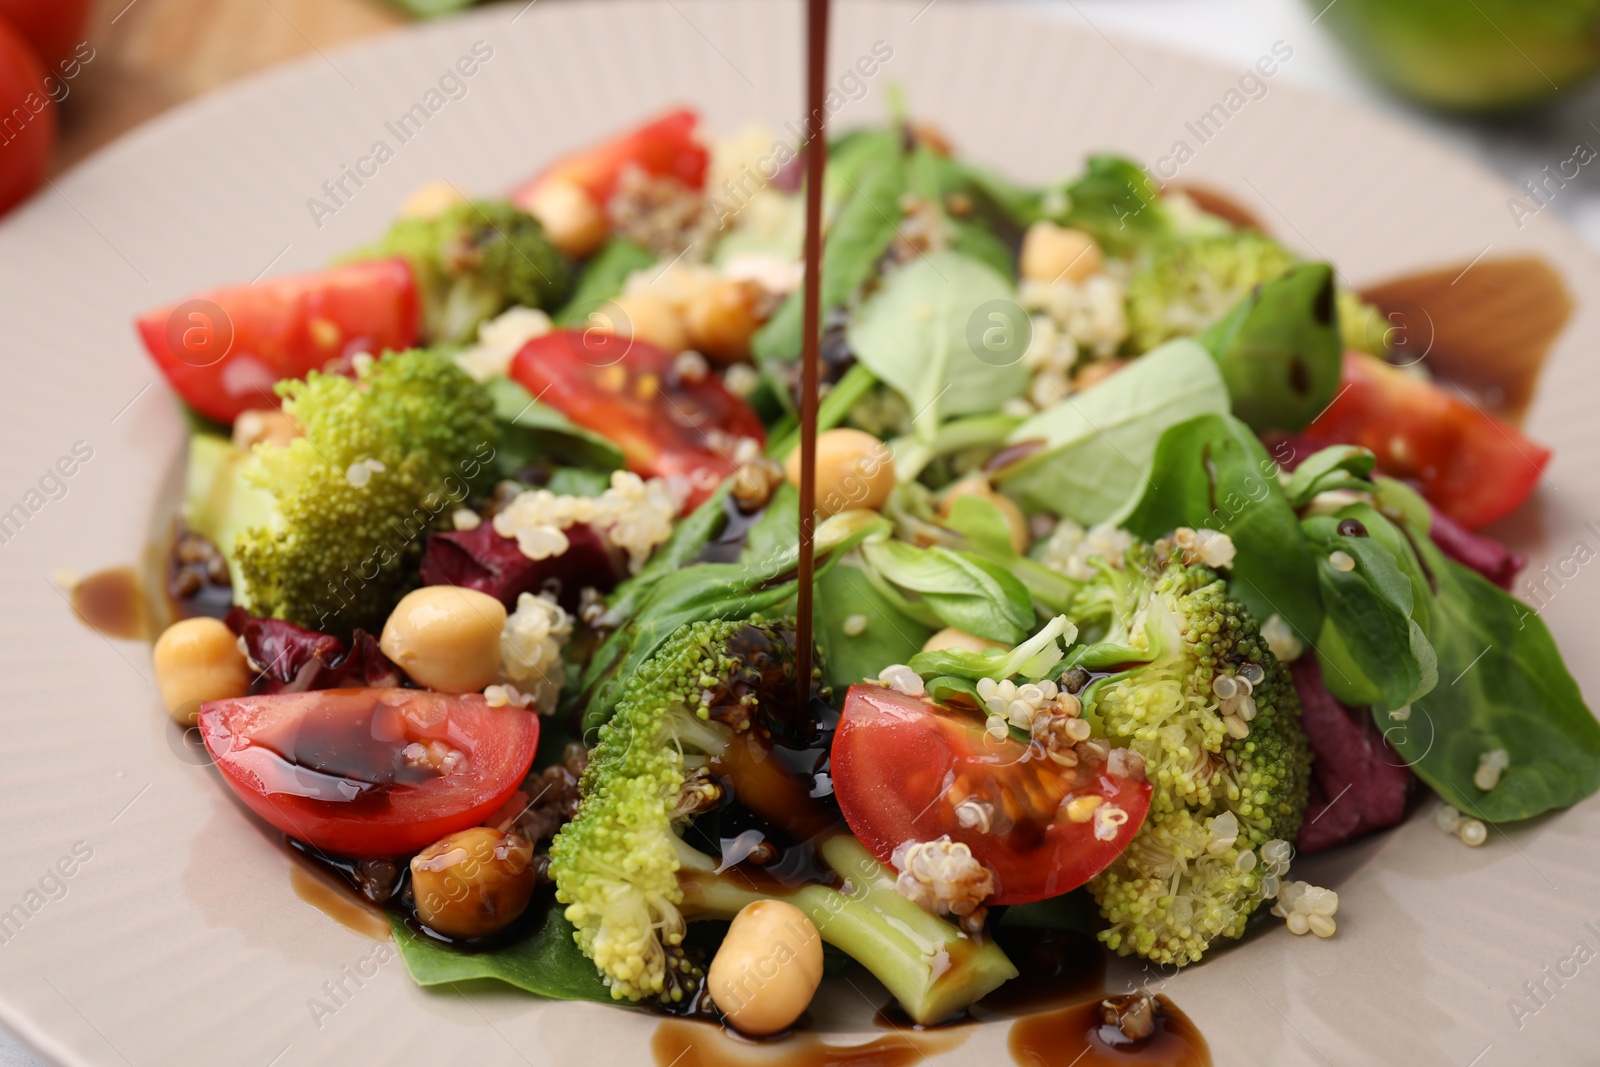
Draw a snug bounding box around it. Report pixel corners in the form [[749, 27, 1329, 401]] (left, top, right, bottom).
[[55, 0, 410, 172]]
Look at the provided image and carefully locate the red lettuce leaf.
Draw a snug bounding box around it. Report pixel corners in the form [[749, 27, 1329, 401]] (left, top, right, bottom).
[[419, 523, 620, 611], [1425, 501, 1524, 590], [224, 608, 405, 694], [1292, 656, 1414, 853]]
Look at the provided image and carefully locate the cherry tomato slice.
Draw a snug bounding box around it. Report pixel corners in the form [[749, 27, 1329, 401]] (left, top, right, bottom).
[[1304, 351, 1550, 529], [199, 687, 539, 859], [0, 17, 54, 217], [135, 258, 420, 424], [512, 107, 709, 209], [832, 684, 1151, 905], [510, 329, 766, 510]]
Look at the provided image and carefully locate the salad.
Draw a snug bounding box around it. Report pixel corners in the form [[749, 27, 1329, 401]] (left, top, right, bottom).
[[135, 106, 1600, 1042]]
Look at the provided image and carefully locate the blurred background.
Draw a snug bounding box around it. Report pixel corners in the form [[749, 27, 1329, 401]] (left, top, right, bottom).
[[7, 0, 1600, 251], [1, 0, 1597, 1062]]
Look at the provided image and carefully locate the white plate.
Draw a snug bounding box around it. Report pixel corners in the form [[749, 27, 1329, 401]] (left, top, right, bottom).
[[2, 2, 1598, 1064]]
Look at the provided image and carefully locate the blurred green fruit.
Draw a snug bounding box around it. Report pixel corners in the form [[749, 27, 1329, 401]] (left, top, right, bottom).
[[1315, 0, 1600, 112]]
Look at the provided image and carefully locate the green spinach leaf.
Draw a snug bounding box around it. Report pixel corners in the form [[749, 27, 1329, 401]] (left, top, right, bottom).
[[489, 377, 624, 475], [1062, 156, 1174, 255], [1198, 263, 1341, 434], [1282, 445, 1375, 509], [815, 560, 933, 692], [753, 137, 906, 370], [740, 481, 799, 569], [389, 902, 611, 1003], [847, 251, 1029, 433], [1123, 412, 1323, 642], [601, 479, 734, 627], [942, 494, 1077, 614], [582, 512, 892, 730], [994, 339, 1229, 524], [543, 468, 612, 499], [1394, 536, 1600, 822], [859, 539, 1034, 644], [552, 238, 655, 326], [767, 364, 879, 461], [1303, 512, 1435, 709]]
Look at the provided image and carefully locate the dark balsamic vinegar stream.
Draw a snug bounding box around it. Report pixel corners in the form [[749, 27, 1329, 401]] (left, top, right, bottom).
[[792, 0, 829, 719]]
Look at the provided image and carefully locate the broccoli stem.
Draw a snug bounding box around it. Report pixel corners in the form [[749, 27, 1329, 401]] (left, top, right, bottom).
[[681, 835, 1017, 1025]]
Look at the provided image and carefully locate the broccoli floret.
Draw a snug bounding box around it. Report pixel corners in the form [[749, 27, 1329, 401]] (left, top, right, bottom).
[[362, 200, 574, 345], [549, 617, 1017, 1021], [233, 349, 499, 636], [1062, 540, 1311, 966], [1125, 230, 1297, 352]]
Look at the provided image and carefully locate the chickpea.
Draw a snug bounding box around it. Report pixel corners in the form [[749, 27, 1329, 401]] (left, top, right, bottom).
[[922, 627, 1005, 655], [379, 586, 506, 694], [604, 292, 689, 353], [524, 177, 608, 259], [707, 900, 823, 1035], [683, 278, 764, 364], [398, 179, 467, 220], [938, 476, 1029, 553], [410, 827, 535, 938], [782, 428, 895, 517], [1020, 222, 1103, 285], [152, 617, 251, 725]]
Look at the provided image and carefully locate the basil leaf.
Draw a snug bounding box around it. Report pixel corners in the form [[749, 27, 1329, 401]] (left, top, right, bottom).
[[753, 137, 906, 370], [1123, 412, 1323, 642], [488, 377, 624, 474], [847, 251, 1030, 431], [1282, 445, 1375, 509], [815, 560, 933, 692], [552, 238, 655, 326], [993, 339, 1229, 524], [859, 539, 1034, 645], [1303, 513, 1434, 709], [1197, 263, 1342, 434], [1062, 156, 1174, 255], [389, 902, 611, 1002], [1393, 537, 1600, 822]]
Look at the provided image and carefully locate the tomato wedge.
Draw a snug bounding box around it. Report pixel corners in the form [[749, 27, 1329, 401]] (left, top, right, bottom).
[[198, 688, 538, 858], [510, 329, 766, 509], [136, 258, 420, 424], [832, 684, 1151, 905], [1304, 351, 1550, 529], [512, 107, 709, 210]]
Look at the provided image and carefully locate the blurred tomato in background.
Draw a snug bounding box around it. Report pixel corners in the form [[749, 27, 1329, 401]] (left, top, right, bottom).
[[0, 16, 54, 216], [0, 0, 89, 69], [0, 0, 89, 216]]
